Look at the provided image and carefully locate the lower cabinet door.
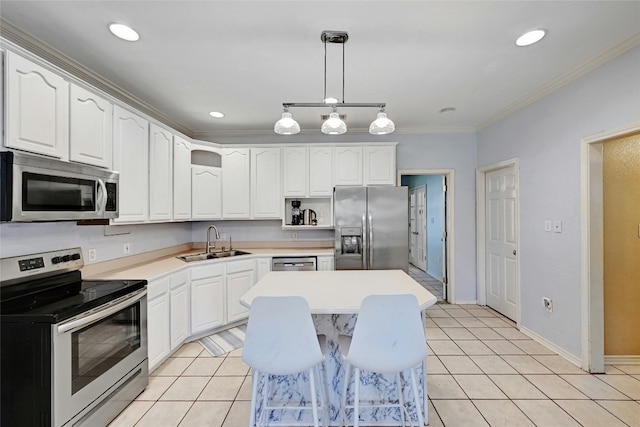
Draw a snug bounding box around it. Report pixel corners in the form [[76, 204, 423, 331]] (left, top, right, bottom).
[[170, 281, 190, 350], [191, 276, 225, 334], [148, 292, 171, 371], [226, 269, 254, 323]]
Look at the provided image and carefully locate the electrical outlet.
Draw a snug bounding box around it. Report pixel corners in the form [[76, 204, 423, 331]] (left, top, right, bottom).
[[292, 232, 298, 240], [88, 248, 97, 262], [124, 243, 131, 254], [542, 297, 553, 313]]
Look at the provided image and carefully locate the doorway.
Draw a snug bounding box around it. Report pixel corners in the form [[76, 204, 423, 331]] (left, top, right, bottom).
[[398, 169, 453, 303], [476, 159, 520, 323], [581, 122, 640, 372]]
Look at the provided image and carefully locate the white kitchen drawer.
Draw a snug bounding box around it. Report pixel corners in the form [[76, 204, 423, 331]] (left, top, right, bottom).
[[170, 269, 189, 289], [147, 276, 170, 299], [190, 263, 224, 280], [225, 259, 255, 274]]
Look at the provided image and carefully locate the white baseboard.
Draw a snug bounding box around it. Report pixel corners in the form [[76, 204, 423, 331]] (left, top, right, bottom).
[[604, 355, 640, 365], [453, 300, 478, 305], [519, 325, 583, 368]]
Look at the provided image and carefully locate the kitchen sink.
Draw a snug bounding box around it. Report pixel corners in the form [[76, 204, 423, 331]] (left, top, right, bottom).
[[177, 250, 251, 262]]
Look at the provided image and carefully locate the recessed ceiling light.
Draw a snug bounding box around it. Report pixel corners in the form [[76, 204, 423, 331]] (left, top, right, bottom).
[[324, 97, 338, 104], [108, 23, 140, 42], [209, 111, 225, 118], [439, 107, 456, 114], [516, 29, 546, 47]]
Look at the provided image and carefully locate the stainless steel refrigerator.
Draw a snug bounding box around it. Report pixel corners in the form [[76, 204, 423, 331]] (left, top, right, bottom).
[[334, 186, 408, 272]]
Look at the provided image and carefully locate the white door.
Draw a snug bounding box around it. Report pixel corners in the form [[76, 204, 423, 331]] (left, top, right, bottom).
[[415, 185, 427, 271], [485, 166, 518, 320], [149, 124, 173, 221], [69, 84, 113, 168], [173, 137, 192, 220], [409, 189, 418, 266]]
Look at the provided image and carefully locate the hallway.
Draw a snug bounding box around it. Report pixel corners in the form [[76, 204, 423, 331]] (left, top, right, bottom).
[[410, 264, 444, 301]]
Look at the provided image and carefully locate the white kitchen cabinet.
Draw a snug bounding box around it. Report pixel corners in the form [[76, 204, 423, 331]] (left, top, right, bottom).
[[191, 165, 222, 220], [364, 145, 396, 185], [256, 257, 271, 281], [112, 106, 149, 223], [222, 148, 251, 219], [251, 147, 282, 218], [147, 276, 171, 371], [333, 146, 363, 186], [173, 136, 191, 220], [225, 259, 255, 323], [191, 263, 225, 334], [149, 124, 173, 221], [317, 255, 335, 271], [309, 146, 333, 196], [69, 83, 113, 168], [282, 146, 308, 197], [170, 269, 190, 351], [5, 51, 69, 159]]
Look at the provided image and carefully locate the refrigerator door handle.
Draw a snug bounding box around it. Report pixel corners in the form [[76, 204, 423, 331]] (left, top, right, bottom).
[[362, 213, 367, 269], [369, 213, 373, 269]]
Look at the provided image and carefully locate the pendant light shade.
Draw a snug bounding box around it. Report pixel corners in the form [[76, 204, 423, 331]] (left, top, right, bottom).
[[274, 111, 300, 135], [321, 112, 347, 135], [369, 111, 395, 135]]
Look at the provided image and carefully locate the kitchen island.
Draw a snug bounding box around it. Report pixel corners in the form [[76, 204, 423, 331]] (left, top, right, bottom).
[[240, 270, 436, 426]]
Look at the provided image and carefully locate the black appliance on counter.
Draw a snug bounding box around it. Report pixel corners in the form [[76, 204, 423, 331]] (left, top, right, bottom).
[[291, 199, 302, 225], [1, 248, 148, 427]]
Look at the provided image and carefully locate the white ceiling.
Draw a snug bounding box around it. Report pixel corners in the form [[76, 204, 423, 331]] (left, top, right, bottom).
[[1, 1, 639, 139]]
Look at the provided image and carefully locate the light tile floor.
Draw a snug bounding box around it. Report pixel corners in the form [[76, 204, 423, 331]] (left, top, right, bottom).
[[409, 265, 444, 301], [109, 304, 640, 426]]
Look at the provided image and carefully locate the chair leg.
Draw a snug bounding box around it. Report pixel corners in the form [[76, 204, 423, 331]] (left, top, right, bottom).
[[309, 368, 321, 427], [341, 362, 352, 427], [410, 368, 425, 427], [397, 372, 406, 427], [316, 365, 329, 427], [354, 367, 360, 427], [249, 370, 259, 427]]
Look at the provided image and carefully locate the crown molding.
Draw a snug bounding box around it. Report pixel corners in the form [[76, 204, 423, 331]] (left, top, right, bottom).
[[0, 19, 193, 137], [478, 33, 640, 131]]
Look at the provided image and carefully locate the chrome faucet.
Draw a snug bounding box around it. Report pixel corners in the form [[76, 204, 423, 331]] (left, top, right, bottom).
[[206, 225, 220, 253]]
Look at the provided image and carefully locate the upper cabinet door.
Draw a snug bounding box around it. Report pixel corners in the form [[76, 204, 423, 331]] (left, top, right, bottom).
[[173, 136, 191, 221], [149, 124, 173, 221], [333, 146, 363, 186], [309, 146, 333, 196], [364, 145, 396, 185], [69, 83, 113, 168], [222, 148, 251, 219], [251, 147, 281, 218], [5, 51, 69, 160], [112, 106, 149, 223], [192, 165, 222, 220], [282, 146, 308, 197]]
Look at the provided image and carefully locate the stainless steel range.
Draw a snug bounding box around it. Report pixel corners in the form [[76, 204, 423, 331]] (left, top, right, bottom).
[[0, 248, 148, 427]]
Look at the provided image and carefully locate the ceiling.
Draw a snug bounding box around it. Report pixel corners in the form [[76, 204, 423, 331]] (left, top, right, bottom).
[[1, 1, 639, 139]]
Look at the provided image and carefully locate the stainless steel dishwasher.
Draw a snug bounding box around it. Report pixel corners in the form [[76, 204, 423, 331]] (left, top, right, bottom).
[[271, 256, 317, 271]]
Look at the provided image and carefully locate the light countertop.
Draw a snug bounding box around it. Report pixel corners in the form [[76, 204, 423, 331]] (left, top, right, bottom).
[[84, 247, 334, 281], [240, 270, 437, 314]]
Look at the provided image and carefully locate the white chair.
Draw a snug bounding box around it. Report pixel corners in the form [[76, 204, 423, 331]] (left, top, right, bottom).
[[339, 294, 428, 427], [242, 296, 329, 427]]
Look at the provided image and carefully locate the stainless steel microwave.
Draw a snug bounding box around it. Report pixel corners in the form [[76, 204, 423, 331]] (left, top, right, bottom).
[[0, 151, 119, 222]]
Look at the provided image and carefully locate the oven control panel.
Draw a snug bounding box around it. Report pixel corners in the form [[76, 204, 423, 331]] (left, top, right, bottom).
[[1, 248, 84, 282]]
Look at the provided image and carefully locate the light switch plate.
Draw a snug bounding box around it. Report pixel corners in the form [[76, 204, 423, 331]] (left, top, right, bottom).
[[544, 220, 552, 232]]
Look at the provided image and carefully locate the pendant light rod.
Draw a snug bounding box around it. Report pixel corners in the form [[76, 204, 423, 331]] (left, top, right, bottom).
[[283, 102, 386, 108]]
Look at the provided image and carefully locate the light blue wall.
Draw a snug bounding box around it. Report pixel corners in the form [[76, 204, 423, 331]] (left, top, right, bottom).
[[402, 174, 445, 280], [477, 45, 640, 359]]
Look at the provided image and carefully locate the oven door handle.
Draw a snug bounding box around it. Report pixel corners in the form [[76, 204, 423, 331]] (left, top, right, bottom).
[[57, 289, 146, 334]]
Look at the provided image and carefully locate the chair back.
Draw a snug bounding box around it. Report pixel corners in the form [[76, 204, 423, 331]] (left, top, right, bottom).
[[242, 296, 324, 375], [347, 294, 427, 373]]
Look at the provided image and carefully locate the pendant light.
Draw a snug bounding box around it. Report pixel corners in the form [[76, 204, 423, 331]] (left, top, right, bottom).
[[275, 31, 395, 135], [369, 108, 395, 135], [274, 108, 300, 135], [321, 108, 347, 135]]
